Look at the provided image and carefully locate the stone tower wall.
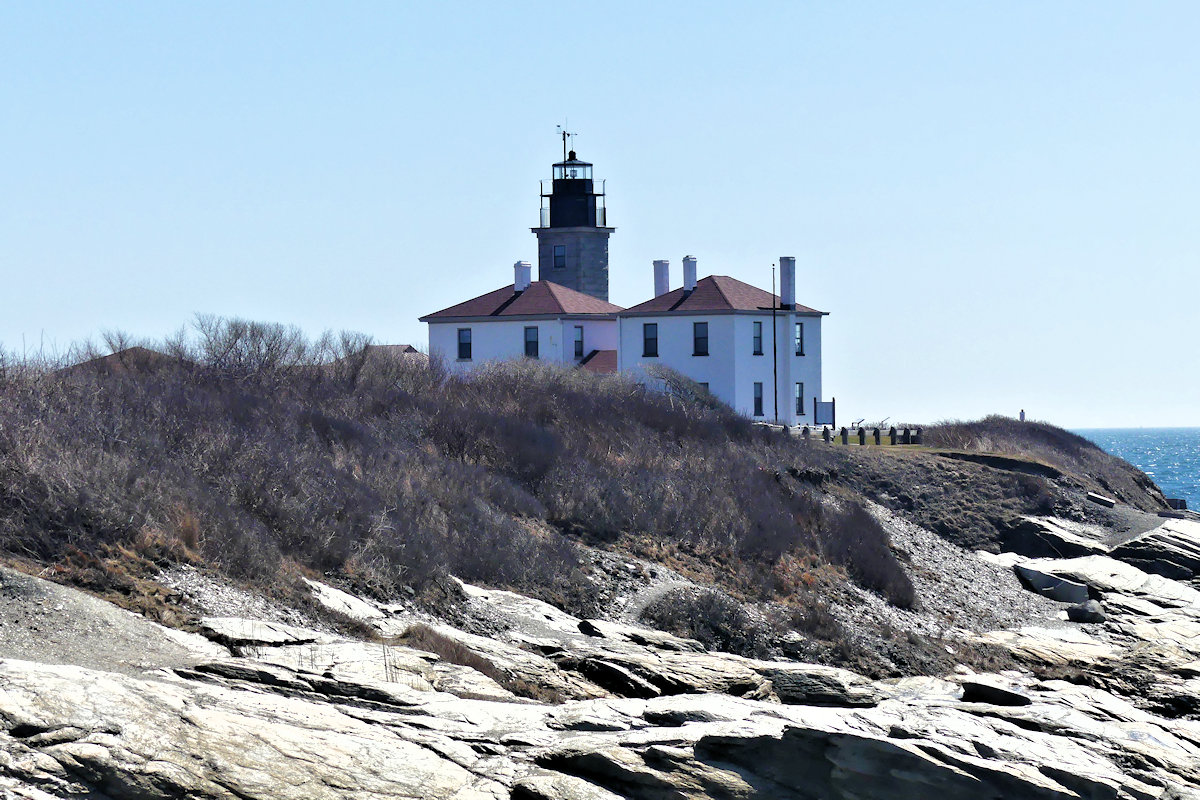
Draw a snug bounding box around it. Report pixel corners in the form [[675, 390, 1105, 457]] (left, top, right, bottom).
[[534, 227, 613, 302]]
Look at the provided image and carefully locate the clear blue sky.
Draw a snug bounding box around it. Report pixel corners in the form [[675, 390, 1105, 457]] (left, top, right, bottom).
[[3, 2, 1197, 427]]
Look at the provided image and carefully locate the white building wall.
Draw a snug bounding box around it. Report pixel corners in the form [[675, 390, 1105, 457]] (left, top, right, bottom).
[[619, 312, 823, 425], [731, 314, 777, 421], [793, 314, 822, 424], [429, 318, 617, 373], [558, 318, 619, 361], [618, 314, 736, 406], [769, 313, 823, 426]]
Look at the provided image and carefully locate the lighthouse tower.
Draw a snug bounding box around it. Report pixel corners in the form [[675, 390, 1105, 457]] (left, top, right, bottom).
[[532, 149, 614, 302]]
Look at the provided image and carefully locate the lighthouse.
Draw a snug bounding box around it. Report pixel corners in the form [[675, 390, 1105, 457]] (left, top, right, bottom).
[[532, 149, 614, 302]]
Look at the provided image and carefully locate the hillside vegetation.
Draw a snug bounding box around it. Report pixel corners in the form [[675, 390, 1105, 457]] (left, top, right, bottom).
[[0, 320, 912, 632], [0, 318, 1164, 674]]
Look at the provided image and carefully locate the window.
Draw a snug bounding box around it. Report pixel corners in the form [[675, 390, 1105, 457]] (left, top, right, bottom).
[[699, 382, 709, 392], [457, 328, 472, 360], [753, 382, 764, 417], [642, 323, 658, 357], [553, 244, 566, 269], [794, 322, 804, 356], [574, 325, 584, 358], [795, 382, 805, 415], [752, 321, 763, 355], [693, 321, 708, 356], [524, 326, 539, 358]]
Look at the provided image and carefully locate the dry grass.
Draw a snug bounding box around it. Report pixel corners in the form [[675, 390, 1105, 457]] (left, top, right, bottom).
[[924, 415, 1166, 512]]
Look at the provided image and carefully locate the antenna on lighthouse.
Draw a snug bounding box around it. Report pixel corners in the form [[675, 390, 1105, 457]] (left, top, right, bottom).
[[556, 123, 575, 161]]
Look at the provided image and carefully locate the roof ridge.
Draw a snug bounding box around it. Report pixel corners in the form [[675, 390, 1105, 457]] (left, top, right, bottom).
[[543, 281, 584, 314], [709, 275, 734, 309], [540, 280, 625, 312]]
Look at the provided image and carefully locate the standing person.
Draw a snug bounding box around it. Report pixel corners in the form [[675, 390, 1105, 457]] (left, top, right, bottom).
[[1019, 409, 1026, 422]]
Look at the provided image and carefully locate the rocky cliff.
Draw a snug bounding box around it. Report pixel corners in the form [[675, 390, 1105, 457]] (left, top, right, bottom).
[[2, 510, 1199, 799]]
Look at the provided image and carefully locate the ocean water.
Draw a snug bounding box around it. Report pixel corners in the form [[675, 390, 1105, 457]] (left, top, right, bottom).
[[1075, 428, 1200, 509]]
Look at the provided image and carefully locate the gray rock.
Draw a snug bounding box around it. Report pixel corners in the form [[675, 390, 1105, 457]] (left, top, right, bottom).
[[754, 662, 880, 707], [1110, 518, 1200, 581], [197, 617, 334, 648], [1026, 555, 1200, 609], [1013, 563, 1090, 604], [0, 567, 227, 676], [1066, 599, 1105, 623], [5, 543, 1200, 798], [1001, 516, 1107, 559], [512, 773, 625, 800], [1, 564, 1199, 800], [0, 659, 504, 799], [959, 678, 1033, 706]]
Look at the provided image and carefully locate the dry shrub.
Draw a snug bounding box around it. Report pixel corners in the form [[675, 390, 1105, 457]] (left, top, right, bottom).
[[640, 588, 777, 659], [0, 316, 918, 626], [818, 501, 916, 609]]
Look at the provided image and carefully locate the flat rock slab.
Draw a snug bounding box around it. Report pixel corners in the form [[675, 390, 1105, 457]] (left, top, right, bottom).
[[1001, 516, 1107, 559], [975, 626, 1117, 666], [198, 617, 336, 647], [304, 578, 388, 622], [753, 662, 880, 707], [0, 659, 503, 800], [0, 567, 226, 676], [253, 641, 439, 691], [1013, 563, 1090, 604], [1029, 555, 1200, 609], [1110, 518, 1200, 580]]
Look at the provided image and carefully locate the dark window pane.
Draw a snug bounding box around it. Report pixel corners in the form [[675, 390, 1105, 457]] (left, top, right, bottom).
[[753, 382, 763, 416], [553, 245, 566, 269], [525, 326, 539, 358], [693, 322, 708, 356], [795, 322, 804, 356], [795, 382, 804, 414], [643, 323, 658, 357], [574, 325, 584, 358], [457, 328, 472, 360], [753, 321, 763, 355]]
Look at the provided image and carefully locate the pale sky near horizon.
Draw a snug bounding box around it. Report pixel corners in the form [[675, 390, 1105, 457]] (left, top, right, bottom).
[[2, 2, 1197, 428]]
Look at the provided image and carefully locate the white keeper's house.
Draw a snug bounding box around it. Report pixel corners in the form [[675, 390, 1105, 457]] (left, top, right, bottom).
[[418, 261, 622, 375], [617, 256, 826, 426], [419, 146, 830, 424]]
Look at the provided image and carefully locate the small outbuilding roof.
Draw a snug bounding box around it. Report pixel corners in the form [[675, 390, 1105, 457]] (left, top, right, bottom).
[[578, 349, 618, 374], [57, 346, 189, 377], [620, 275, 824, 316], [420, 281, 623, 321]]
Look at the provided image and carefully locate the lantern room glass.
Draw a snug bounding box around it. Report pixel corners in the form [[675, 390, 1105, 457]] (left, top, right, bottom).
[[553, 163, 592, 181]]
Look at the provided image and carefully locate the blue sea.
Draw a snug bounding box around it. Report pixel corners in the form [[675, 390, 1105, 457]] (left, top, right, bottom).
[[1075, 428, 1200, 509]]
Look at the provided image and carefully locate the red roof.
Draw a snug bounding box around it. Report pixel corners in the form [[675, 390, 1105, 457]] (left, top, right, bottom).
[[420, 281, 623, 321], [620, 275, 823, 316], [578, 349, 618, 374]]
